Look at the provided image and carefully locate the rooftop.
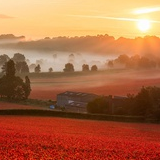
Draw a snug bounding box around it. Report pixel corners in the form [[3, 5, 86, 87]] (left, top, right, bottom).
[[58, 91, 98, 97]]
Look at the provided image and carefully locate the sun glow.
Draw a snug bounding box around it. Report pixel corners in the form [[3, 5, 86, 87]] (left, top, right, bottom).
[[137, 19, 151, 32], [134, 7, 160, 14]]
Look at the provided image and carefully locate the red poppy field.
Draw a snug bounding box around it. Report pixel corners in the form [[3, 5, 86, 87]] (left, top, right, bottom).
[[0, 116, 160, 159]]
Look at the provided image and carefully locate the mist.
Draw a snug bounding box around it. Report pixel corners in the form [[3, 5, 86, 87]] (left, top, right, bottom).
[[1, 34, 160, 58], [0, 48, 111, 72], [1, 34, 160, 72]]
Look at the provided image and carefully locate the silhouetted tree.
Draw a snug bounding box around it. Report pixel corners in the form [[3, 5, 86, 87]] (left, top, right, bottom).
[[6, 59, 16, 77], [107, 60, 114, 68], [91, 65, 98, 71], [63, 63, 74, 72], [138, 57, 151, 69], [87, 97, 109, 114], [115, 54, 130, 65], [130, 86, 160, 116], [12, 53, 25, 62], [130, 54, 140, 68], [15, 61, 29, 73], [82, 64, 89, 71], [1, 62, 7, 74], [24, 76, 31, 99], [0, 60, 31, 100], [0, 54, 10, 66], [48, 67, 53, 72], [34, 64, 41, 73]]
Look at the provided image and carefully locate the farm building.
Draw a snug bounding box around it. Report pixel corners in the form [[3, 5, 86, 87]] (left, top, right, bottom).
[[57, 91, 127, 114], [57, 91, 99, 112]]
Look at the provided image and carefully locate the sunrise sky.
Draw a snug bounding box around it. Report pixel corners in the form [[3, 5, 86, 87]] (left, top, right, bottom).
[[1, 0, 160, 39]]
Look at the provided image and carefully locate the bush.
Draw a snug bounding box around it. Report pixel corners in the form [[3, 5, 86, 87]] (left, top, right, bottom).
[[87, 97, 109, 114]]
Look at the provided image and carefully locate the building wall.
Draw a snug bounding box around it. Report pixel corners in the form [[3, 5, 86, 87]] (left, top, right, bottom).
[[65, 105, 87, 113], [57, 95, 68, 107], [57, 92, 100, 114]]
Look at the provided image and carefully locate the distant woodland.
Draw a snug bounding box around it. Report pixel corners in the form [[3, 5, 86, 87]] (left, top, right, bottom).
[[0, 34, 160, 57]]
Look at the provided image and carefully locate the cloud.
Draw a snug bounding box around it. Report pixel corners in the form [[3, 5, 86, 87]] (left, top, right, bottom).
[[68, 14, 160, 24], [0, 14, 14, 19], [133, 7, 160, 15], [68, 14, 138, 22]]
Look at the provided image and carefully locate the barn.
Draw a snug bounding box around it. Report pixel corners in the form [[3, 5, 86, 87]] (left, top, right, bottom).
[[56, 91, 99, 112]]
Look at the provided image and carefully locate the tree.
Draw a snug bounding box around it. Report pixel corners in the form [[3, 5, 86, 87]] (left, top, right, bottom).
[[0, 60, 31, 100], [82, 64, 89, 71], [63, 63, 74, 72], [12, 53, 25, 62], [129, 86, 160, 116], [107, 60, 114, 68], [0, 54, 10, 66], [34, 64, 41, 73], [115, 54, 130, 64], [128, 54, 140, 68], [1, 62, 7, 74], [11, 53, 30, 73], [91, 65, 98, 71], [24, 76, 31, 99], [87, 97, 109, 114], [6, 59, 16, 77], [0, 76, 25, 99], [138, 57, 156, 69], [48, 67, 53, 72], [15, 61, 29, 73]]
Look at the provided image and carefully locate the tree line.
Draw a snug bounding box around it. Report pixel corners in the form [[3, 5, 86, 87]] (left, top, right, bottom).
[[87, 86, 160, 120], [0, 53, 98, 73], [107, 54, 160, 69]]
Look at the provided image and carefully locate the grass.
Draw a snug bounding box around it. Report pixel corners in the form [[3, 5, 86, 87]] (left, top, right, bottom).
[[13, 68, 127, 79]]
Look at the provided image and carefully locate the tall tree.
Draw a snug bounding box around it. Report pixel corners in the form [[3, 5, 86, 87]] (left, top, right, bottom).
[[0, 60, 31, 100], [24, 76, 31, 99], [6, 59, 16, 77]]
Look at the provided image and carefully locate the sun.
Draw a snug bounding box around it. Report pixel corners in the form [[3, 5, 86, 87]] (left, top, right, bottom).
[[137, 19, 151, 32]]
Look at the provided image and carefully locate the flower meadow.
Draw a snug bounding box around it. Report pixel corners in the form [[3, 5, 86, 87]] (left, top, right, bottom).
[[0, 116, 160, 160]]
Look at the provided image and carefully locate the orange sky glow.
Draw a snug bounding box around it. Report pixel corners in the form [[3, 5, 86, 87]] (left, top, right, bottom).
[[1, 0, 160, 39]]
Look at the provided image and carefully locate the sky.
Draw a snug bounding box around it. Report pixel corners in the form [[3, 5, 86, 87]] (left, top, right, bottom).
[[1, 0, 160, 39]]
